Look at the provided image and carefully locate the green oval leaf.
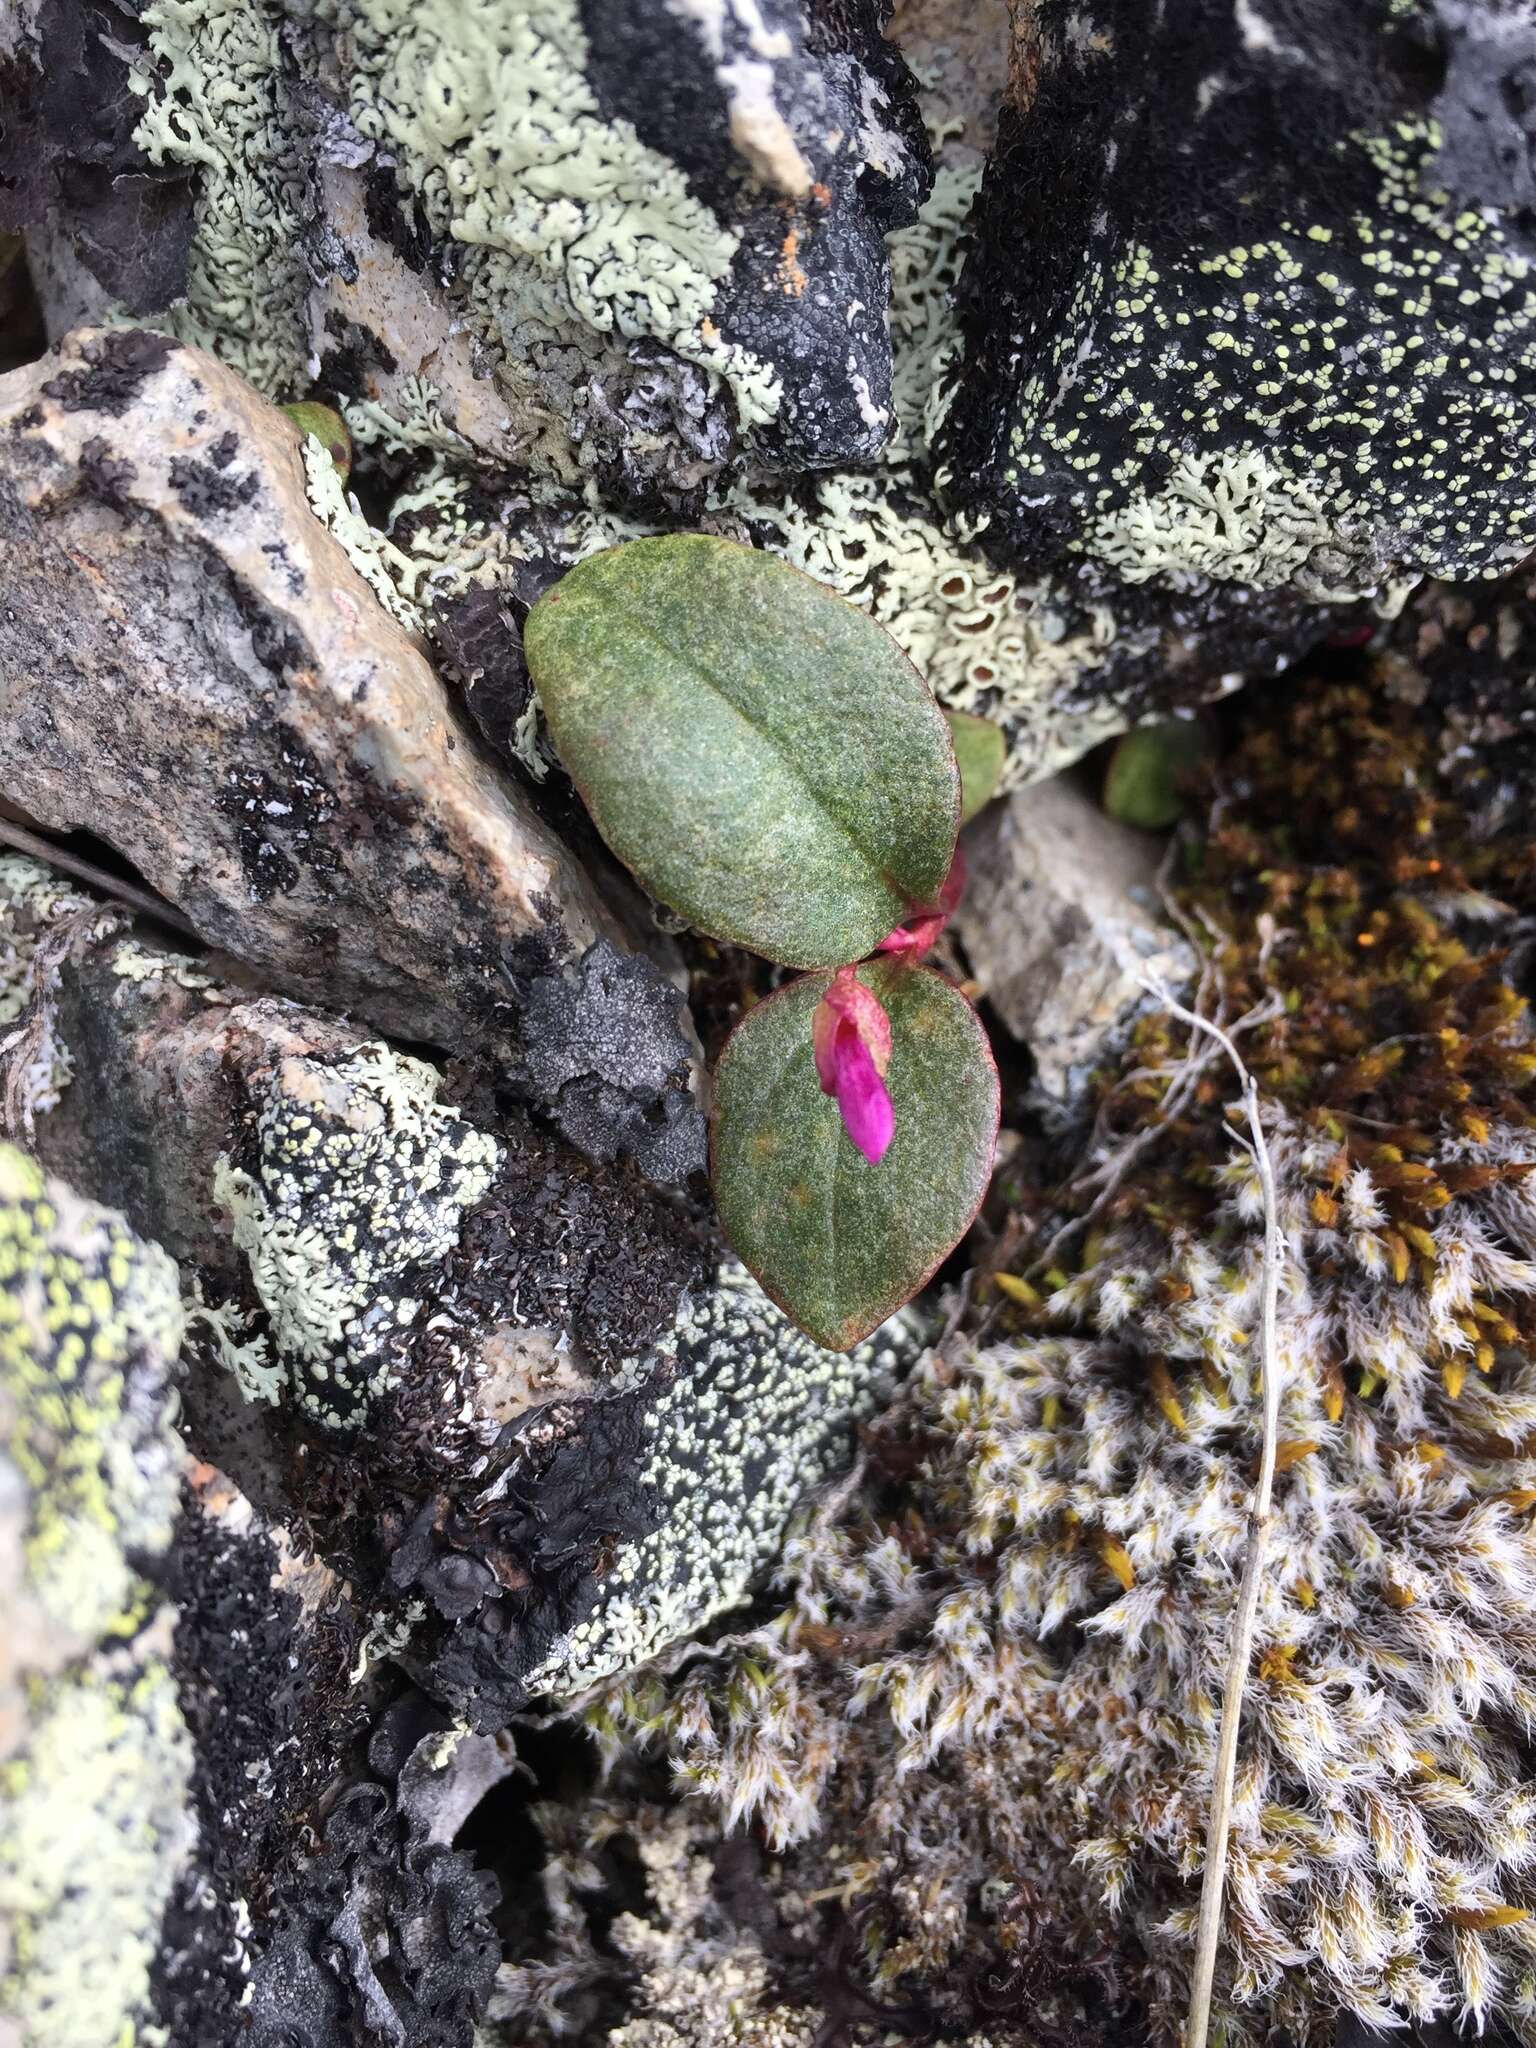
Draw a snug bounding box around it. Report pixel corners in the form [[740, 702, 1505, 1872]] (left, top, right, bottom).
[[1103, 718, 1210, 831], [711, 958, 999, 1349], [524, 535, 961, 969], [945, 708, 1007, 826]]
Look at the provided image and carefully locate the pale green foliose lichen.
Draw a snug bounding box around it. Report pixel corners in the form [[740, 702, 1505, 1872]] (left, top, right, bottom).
[[129, 0, 781, 437], [212, 1041, 501, 1426], [301, 434, 429, 633], [332, 0, 781, 428], [130, 0, 310, 391]]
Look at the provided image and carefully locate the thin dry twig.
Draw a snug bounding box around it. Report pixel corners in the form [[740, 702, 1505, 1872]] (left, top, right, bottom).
[[0, 817, 200, 939], [1032, 991, 1283, 1276], [1142, 981, 1284, 2048]]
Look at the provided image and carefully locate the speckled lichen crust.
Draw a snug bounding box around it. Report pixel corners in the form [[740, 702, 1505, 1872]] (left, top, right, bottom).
[[0, 1143, 184, 1658], [525, 1266, 920, 1698], [1, 1661, 192, 2048], [213, 1042, 501, 1425], [1051, 123, 1536, 591], [130, 0, 312, 391], [0, 1143, 192, 2048], [940, 5, 1536, 599]]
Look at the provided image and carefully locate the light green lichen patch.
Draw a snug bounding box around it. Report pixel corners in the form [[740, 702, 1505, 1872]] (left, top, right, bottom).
[[528, 1266, 921, 1699], [1087, 447, 1362, 595], [212, 1042, 501, 1425], [0, 1145, 191, 2048], [301, 435, 430, 633], [0, 1142, 184, 1655], [108, 937, 218, 993], [131, 0, 310, 391], [0, 1661, 192, 2048], [340, 375, 475, 464]]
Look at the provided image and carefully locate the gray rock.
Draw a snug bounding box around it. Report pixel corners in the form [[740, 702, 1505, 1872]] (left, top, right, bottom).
[[953, 775, 1193, 1103], [3, 861, 919, 1736], [0, 857, 702, 1436], [0, 328, 627, 1051]]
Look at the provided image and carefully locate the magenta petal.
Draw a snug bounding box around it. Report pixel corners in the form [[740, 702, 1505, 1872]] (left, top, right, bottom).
[[834, 1030, 895, 1165]]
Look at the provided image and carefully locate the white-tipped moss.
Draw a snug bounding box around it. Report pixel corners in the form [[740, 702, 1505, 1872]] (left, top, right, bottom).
[[595, 1095, 1536, 2043]]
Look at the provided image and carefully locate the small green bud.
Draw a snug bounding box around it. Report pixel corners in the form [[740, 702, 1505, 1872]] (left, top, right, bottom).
[[282, 401, 352, 484]]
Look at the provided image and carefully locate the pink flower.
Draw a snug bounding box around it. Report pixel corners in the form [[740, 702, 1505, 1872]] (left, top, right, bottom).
[[812, 967, 894, 1165], [877, 847, 966, 958]]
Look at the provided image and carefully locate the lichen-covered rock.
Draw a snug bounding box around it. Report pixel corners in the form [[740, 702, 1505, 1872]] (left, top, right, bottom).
[[953, 774, 1193, 1104], [149, 1466, 505, 2048], [520, 1267, 922, 1702], [1375, 558, 1536, 848], [1, 874, 887, 1732], [33, 0, 930, 482], [0, 327, 632, 1049], [0, 1142, 193, 2048], [930, 0, 1536, 727], [0, 0, 1286, 789], [0, 861, 703, 1424]]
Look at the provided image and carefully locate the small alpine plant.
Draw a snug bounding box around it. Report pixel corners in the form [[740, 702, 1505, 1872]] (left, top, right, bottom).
[[525, 533, 1000, 1349]]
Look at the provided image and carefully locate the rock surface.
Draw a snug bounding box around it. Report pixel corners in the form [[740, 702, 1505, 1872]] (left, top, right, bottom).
[[0, 328, 630, 1050], [2, 0, 1465, 790], [954, 774, 1193, 1103], [25, 0, 931, 482]]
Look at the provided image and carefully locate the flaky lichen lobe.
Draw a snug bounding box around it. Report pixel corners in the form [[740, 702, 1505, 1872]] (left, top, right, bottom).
[[212, 1040, 500, 1424]]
